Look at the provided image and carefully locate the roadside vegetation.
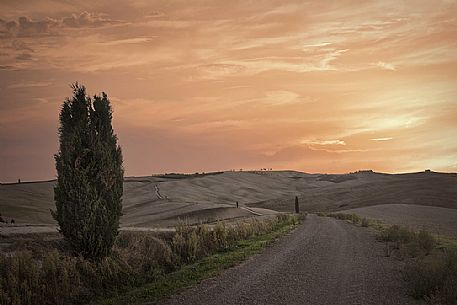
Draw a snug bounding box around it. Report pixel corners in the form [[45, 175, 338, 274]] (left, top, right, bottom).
[[0, 214, 300, 305], [319, 212, 457, 305]]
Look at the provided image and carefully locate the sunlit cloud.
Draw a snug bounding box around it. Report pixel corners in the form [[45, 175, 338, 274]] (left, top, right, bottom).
[[300, 139, 346, 146], [376, 61, 396, 71], [371, 137, 393, 141], [96, 37, 155, 46]]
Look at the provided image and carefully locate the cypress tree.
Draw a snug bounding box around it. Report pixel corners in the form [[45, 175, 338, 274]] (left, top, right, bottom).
[[52, 83, 123, 259]]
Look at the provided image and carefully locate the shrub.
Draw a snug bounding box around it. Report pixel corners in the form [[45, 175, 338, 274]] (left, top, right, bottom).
[[404, 251, 457, 304], [380, 225, 415, 244], [328, 213, 362, 225], [379, 226, 436, 258], [52, 83, 123, 260], [114, 232, 175, 276], [417, 230, 436, 256], [361, 218, 369, 227]]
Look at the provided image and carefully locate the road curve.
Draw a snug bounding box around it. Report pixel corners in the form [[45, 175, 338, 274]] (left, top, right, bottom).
[[160, 214, 420, 305]]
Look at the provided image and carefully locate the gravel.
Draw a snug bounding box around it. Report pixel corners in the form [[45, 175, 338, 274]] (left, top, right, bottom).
[[160, 214, 421, 305]]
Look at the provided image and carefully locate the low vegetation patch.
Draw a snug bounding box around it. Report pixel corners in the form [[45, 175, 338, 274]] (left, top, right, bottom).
[[0, 214, 300, 305], [404, 250, 457, 305], [321, 212, 457, 304]]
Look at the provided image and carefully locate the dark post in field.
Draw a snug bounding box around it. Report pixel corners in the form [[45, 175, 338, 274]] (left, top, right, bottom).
[[236, 201, 239, 208], [294, 196, 300, 213]]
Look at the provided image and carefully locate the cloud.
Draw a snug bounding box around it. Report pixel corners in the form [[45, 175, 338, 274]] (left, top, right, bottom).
[[15, 53, 33, 61], [320, 49, 349, 70], [96, 37, 155, 46], [12, 40, 33, 52], [376, 61, 396, 70], [371, 137, 393, 141], [264, 91, 302, 105], [0, 65, 14, 70], [0, 16, 58, 38], [0, 12, 121, 38], [197, 63, 246, 79], [300, 139, 346, 146], [303, 42, 333, 49], [61, 11, 120, 28], [146, 11, 165, 18], [7, 81, 52, 89]]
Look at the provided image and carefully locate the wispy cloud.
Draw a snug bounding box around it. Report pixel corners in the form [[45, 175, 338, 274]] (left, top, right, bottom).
[[376, 61, 396, 71], [96, 37, 155, 46], [0, 12, 122, 38], [301, 139, 346, 146], [371, 137, 393, 141], [7, 81, 52, 89]]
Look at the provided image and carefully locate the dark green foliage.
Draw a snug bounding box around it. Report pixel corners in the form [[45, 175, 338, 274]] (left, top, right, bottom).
[[52, 83, 123, 259]]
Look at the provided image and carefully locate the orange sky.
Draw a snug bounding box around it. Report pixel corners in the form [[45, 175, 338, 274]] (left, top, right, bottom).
[[1, 0, 457, 181]]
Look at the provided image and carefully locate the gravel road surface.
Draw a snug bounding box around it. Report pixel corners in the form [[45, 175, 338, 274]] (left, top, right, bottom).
[[160, 214, 420, 305]]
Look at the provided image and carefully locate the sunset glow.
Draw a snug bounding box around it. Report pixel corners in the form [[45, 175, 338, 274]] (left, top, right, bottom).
[[1, 0, 457, 181]]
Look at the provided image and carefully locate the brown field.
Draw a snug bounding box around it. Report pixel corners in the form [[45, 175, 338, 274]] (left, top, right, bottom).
[[1, 170, 456, 235], [342, 204, 457, 237]]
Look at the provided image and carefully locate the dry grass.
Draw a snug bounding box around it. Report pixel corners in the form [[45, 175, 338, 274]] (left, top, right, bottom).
[[404, 251, 457, 305], [0, 214, 299, 305], [323, 212, 456, 304]]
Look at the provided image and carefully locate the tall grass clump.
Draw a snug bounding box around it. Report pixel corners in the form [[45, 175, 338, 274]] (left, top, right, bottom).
[[172, 214, 300, 265], [379, 225, 436, 259], [404, 250, 457, 304], [327, 213, 362, 225], [0, 214, 299, 305]]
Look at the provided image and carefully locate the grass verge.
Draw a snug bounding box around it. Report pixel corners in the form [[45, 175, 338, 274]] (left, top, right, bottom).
[[319, 212, 457, 305], [96, 217, 299, 305], [0, 214, 301, 305]]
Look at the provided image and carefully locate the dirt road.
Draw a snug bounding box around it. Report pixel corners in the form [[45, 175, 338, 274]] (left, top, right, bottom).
[[161, 214, 419, 305]]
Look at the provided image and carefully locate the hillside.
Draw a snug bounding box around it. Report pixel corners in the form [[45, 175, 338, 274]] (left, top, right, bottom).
[[0, 170, 456, 229]]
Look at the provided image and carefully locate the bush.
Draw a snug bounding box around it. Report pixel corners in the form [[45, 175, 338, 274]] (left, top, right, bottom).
[[404, 251, 457, 304], [380, 225, 415, 244], [328, 213, 362, 225], [417, 230, 436, 256], [379, 225, 436, 259], [52, 83, 123, 260]]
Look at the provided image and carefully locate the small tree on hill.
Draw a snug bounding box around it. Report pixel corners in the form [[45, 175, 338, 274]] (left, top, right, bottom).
[[52, 83, 123, 259]]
